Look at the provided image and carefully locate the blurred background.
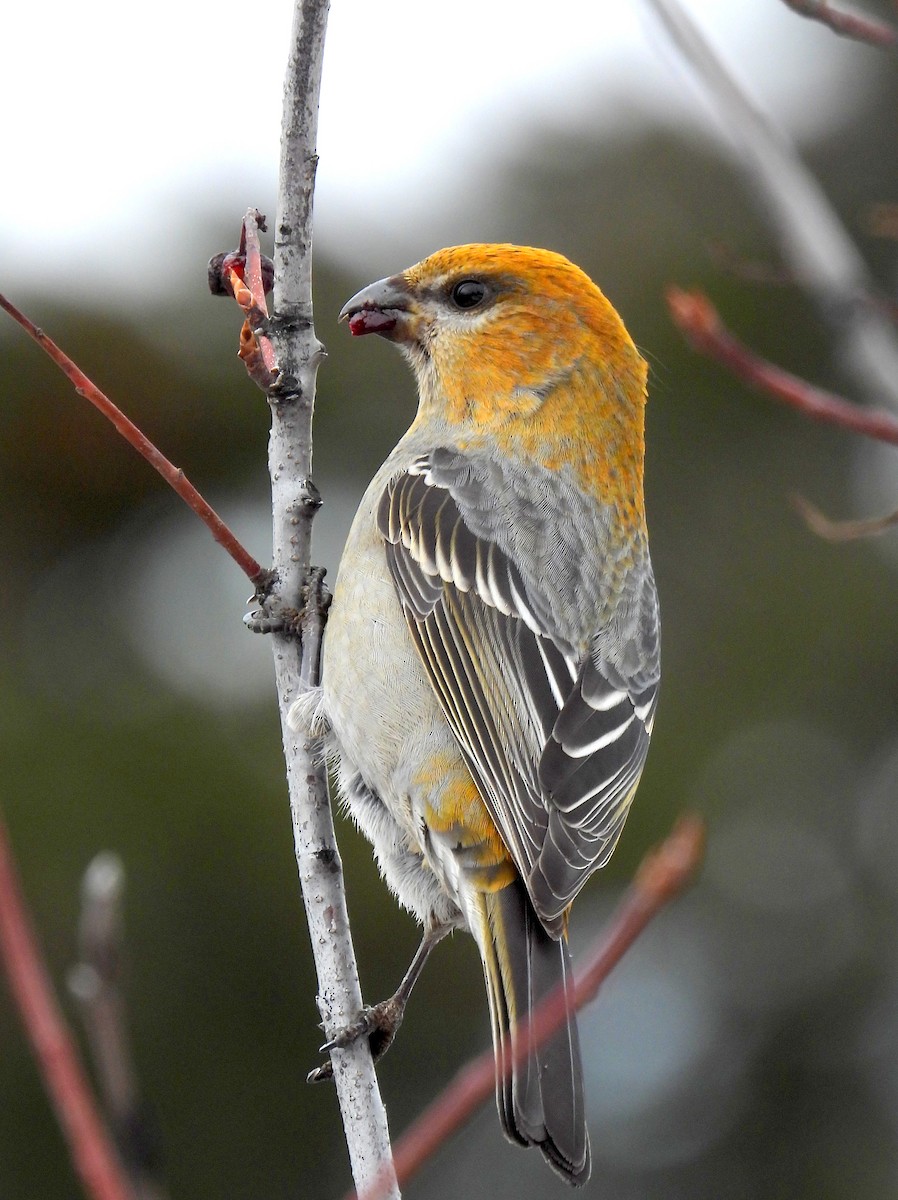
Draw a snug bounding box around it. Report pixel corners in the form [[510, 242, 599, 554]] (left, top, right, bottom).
[[2, 1, 898, 1196]]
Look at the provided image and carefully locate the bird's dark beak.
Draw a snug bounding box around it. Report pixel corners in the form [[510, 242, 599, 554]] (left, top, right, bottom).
[[339, 274, 411, 338]]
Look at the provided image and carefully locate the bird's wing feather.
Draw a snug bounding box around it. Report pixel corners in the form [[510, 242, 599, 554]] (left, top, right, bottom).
[[377, 448, 659, 931]]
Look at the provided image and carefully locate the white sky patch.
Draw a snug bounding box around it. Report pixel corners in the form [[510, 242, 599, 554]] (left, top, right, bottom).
[[1, 0, 870, 300]]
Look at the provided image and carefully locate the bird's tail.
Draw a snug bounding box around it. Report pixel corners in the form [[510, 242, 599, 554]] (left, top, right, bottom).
[[475, 880, 590, 1186]]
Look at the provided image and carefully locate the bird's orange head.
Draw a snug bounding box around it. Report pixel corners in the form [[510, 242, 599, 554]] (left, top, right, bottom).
[[340, 244, 648, 516]]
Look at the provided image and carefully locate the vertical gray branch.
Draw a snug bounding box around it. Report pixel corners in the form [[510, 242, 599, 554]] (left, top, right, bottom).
[[646, 0, 898, 409], [266, 0, 400, 1194], [68, 855, 167, 1200]]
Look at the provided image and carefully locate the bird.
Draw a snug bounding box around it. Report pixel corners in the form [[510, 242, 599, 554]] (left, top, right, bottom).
[[299, 243, 660, 1185]]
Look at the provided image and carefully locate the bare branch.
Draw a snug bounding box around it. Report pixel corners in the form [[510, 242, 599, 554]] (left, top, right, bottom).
[[0, 812, 135, 1200], [348, 816, 706, 1200], [779, 0, 898, 46], [706, 239, 898, 328], [705, 239, 794, 286], [0, 293, 266, 585], [645, 0, 898, 411], [68, 856, 168, 1200], [667, 287, 898, 446], [791, 492, 898, 540], [241, 0, 401, 1194]]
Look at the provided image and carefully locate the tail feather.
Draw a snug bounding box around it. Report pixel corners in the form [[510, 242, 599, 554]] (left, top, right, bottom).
[[477, 880, 590, 1186]]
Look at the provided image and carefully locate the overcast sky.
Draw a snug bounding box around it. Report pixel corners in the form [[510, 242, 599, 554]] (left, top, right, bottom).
[[2, 1, 866, 298]]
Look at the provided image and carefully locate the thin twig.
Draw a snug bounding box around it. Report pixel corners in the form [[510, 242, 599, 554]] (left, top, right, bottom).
[[667, 287, 898, 446], [645, 0, 898, 411], [705, 241, 898, 327], [706, 239, 794, 286], [68, 856, 168, 1200], [0, 293, 266, 586], [347, 816, 706, 1200], [791, 493, 898, 540], [0, 811, 135, 1200], [780, 0, 898, 46]]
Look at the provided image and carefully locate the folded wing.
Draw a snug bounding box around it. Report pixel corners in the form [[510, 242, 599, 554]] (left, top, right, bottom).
[[377, 448, 660, 933]]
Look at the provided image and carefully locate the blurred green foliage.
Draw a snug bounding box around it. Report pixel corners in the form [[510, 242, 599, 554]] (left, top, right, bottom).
[[2, 48, 898, 1200]]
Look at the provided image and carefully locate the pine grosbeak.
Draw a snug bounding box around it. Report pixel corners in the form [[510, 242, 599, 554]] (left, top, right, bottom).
[[312, 244, 659, 1185]]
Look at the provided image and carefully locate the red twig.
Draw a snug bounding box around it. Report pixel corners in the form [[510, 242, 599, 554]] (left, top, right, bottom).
[[667, 287, 898, 447], [0, 811, 135, 1200], [780, 0, 898, 46], [0, 293, 266, 585], [348, 815, 706, 1200]]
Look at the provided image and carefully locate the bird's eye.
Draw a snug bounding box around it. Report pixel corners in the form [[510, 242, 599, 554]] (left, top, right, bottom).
[[449, 279, 487, 310]]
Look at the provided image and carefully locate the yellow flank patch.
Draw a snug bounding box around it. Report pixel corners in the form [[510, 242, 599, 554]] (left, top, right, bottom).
[[414, 752, 515, 887]]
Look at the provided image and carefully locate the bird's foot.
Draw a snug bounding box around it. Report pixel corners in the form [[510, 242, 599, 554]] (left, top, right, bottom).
[[301, 565, 332, 623], [307, 994, 406, 1084], [243, 603, 302, 636], [244, 566, 331, 637]]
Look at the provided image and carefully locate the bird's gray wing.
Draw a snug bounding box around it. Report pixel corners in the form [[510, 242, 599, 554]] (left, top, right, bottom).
[[377, 447, 660, 932]]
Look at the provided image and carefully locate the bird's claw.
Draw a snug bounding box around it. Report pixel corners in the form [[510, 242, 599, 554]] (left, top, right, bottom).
[[244, 566, 331, 638], [243, 606, 302, 635], [301, 566, 332, 622], [307, 996, 406, 1084]]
